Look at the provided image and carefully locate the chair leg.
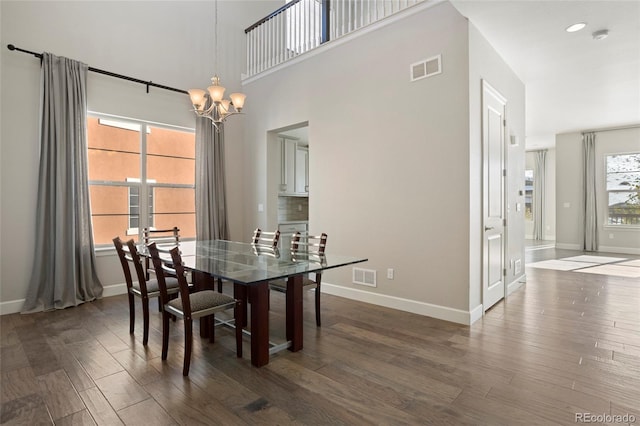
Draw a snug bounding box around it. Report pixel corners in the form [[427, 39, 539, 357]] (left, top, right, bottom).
[[235, 301, 243, 358], [161, 311, 170, 360], [128, 293, 135, 334], [209, 314, 216, 343], [142, 297, 150, 345], [315, 285, 321, 327], [183, 319, 193, 376], [234, 283, 248, 327]]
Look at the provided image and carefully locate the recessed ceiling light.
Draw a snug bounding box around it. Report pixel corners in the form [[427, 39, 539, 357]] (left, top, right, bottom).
[[592, 29, 609, 40], [565, 22, 587, 33]]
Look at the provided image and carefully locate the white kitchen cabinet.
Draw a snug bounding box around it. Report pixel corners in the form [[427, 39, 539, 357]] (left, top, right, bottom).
[[295, 146, 309, 194], [279, 137, 308, 196]]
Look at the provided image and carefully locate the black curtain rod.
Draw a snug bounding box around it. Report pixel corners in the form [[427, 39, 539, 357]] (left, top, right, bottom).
[[7, 44, 188, 95]]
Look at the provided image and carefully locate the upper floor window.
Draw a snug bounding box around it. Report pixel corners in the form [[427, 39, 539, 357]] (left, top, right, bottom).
[[87, 115, 196, 246], [605, 152, 640, 226]]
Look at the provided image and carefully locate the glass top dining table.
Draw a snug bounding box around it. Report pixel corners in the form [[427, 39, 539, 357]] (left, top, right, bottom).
[[159, 239, 368, 367], [177, 239, 367, 285]]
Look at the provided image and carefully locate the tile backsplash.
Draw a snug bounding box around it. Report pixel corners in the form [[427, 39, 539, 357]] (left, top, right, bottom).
[[278, 196, 309, 222]]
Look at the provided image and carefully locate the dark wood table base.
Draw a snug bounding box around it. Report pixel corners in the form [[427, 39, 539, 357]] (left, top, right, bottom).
[[191, 271, 303, 367]]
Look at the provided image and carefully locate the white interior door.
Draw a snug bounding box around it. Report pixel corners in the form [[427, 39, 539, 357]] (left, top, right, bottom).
[[482, 80, 506, 311]]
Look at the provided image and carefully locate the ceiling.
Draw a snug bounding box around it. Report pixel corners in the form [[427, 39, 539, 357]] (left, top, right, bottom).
[[450, 0, 640, 150]]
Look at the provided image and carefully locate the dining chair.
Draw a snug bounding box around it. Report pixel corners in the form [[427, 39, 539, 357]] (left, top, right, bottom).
[[143, 227, 180, 280], [146, 242, 243, 376], [215, 228, 279, 294], [223, 228, 282, 328], [113, 236, 180, 345], [269, 232, 327, 327]]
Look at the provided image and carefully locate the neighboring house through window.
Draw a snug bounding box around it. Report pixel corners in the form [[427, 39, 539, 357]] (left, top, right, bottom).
[[87, 115, 196, 245], [127, 178, 155, 234]]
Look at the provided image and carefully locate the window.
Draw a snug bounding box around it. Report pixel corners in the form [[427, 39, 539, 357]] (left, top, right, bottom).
[[524, 169, 534, 221], [605, 152, 640, 226], [87, 115, 196, 245]]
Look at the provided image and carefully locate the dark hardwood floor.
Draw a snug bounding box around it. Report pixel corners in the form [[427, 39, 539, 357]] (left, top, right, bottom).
[[2, 248, 639, 425]]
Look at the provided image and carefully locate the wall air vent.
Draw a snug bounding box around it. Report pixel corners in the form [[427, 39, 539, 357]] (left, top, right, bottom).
[[353, 267, 377, 287], [410, 54, 442, 82]]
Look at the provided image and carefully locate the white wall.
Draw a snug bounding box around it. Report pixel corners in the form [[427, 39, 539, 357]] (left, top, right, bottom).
[[556, 128, 640, 253], [468, 23, 526, 309], [0, 1, 279, 312]]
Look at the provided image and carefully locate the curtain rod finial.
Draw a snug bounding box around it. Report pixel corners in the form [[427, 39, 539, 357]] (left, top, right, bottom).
[[7, 44, 16, 51]]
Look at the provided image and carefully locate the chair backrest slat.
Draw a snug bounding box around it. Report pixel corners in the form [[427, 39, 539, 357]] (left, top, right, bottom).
[[252, 228, 280, 248], [291, 232, 327, 255]]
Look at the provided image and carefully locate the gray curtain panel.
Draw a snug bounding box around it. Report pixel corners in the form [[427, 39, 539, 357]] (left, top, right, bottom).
[[533, 150, 547, 240], [195, 118, 230, 240], [22, 53, 103, 313], [583, 132, 599, 251]]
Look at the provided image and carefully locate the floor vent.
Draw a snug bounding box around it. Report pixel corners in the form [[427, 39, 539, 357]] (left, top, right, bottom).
[[353, 267, 377, 287], [410, 54, 442, 82]]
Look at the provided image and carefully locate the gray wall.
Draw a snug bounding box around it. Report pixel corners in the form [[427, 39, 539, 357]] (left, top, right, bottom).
[[243, 2, 525, 324], [556, 128, 640, 253], [0, 1, 279, 312]]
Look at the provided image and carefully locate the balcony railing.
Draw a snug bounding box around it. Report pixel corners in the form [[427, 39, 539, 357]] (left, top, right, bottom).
[[245, 0, 425, 78]]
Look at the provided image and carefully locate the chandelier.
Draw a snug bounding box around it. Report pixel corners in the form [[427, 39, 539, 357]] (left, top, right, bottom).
[[188, 76, 246, 128], [187, 0, 246, 130]]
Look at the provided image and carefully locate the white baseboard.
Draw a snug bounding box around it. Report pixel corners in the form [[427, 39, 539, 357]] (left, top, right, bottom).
[[507, 274, 526, 296], [598, 245, 640, 255], [554, 242, 639, 255], [555, 243, 582, 250], [0, 299, 25, 315], [0, 283, 128, 316], [469, 304, 483, 325], [322, 282, 476, 325], [102, 283, 127, 297]]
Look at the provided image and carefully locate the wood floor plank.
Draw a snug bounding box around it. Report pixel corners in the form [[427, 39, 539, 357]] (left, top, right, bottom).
[[116, 397, 177, 426], [78, 386, 124, 426], [56, 409, 97, 426], [36, 369, 85, 420], [94, 371, 149, 411], [0, 367, 40, 404]]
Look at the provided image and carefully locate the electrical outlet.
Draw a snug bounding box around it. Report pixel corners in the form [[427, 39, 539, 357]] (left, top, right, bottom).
[[387, 268, 394, 280]]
